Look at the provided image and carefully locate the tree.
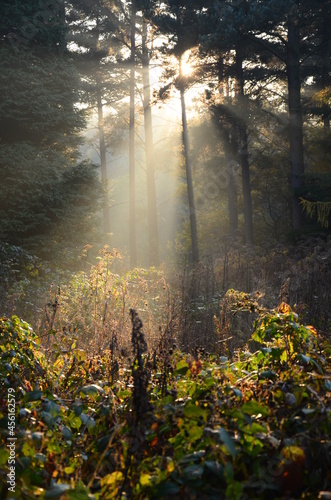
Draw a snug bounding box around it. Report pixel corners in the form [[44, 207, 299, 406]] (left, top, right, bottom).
[[0, 0, 101, 258], [243, 0, 330, 231], [200, 2, 255, 244], [141, 17, 159, 266], [66, 0, 128, 238], [129, 1, 138, 267], [149, 0, 205, 263]]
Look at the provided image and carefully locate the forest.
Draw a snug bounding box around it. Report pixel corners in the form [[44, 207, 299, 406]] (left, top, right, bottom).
[[0, 0, 330, 499]]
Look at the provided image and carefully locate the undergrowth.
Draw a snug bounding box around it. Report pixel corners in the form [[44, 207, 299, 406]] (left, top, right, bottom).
[[0, 300, 330, 499]]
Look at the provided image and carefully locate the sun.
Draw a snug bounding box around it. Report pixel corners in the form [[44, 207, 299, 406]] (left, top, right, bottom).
[[181, 50, 194, 77]]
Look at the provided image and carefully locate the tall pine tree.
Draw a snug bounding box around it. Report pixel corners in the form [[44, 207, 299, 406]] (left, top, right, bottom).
[[0, 0, 101, 258]]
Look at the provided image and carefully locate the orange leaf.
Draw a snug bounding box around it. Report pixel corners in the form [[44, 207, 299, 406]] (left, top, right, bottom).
[[306, 325, 317, 336], [151, 437, 158, 447]]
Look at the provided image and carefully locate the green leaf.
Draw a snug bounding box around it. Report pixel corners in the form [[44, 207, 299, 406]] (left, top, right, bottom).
[[218, 427, 237, 458], [0, 448, 10, 465], [22, 441, 35, 457], [72, 401, 83, 416], [25, 390, 43, 401], [97, 434, 112, 452], [66, 481, 91, 500], [62, 426, 73, 440], [183, 403, 207, 420], [68, 414, 82, 430], [45, 483, 71, 499], [44, 400, 60, 416], [31, 432, 44, 441], [80, 413, 96, 429], [179, 451, 205, 464], [232, 388, 242, 398], [41, 411, 55, 427], [174, 360, 189, 376], [325, 379, 331, 391], [183, 464, 204, 479], [80, 384, 104, 397], [153, 482, 180, 496], [205, 460, 224, 478], [241, 400, 270, 417], [259, 370, 277, 380], [301, 408, 316, 415], [64, 466, 75, 474], [299, 354, 311, 364]]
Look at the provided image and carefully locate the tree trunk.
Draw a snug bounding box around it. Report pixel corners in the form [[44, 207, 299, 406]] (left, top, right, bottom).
[[240, 128, 254, 245], [179, 58, 199, 264], [235, 46, 254, 245], [322, 17, 330, 129], [58, 0, 66, 53], [223, 132, 238, 236], [287, 14, 305, 231], [217, 56, 238, 236], [97, 84, 111, 234], [142, 20, 159, 266], [129, 2, 137, 267]]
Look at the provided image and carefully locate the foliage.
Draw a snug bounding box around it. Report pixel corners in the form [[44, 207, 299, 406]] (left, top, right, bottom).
[[42, 247, 172, 354], [0, 299, 330, 499], [0, 1, 102, 259]]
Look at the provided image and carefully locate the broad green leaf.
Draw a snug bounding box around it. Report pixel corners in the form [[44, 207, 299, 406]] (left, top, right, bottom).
[[174, 360, 189, 376], [41, 411, 55, 427], [80, 384, 104, 397], [22, 441, 35, 457], [301, 408, 316, 415], [62, 426, 73, 440], [25, 390, 43, 402], [218, 427, 237, 458], [68, 414, 82, 430], [205, 460, 223, 478], [179, 450, 205, 464], [183, 403, 207, 420], [66, 481, 91, 500], [241, 400, 270, 417], [80, 413, 96, 429], [325, 379, 331, 391], [31, 432, 44, 441], [45, 483, 70, 499], [183, 464, 204, 478], [299, 354, 311, 364], [44, 401, 60, 417], [259, 370, 277, 380], [232, 388, 242, 398]]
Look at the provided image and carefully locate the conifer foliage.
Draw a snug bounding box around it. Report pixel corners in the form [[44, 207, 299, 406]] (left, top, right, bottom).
[[0, 0, 101, 258]]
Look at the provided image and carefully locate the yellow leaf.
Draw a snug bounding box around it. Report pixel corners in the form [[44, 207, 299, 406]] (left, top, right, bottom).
[[278, 302, 291, 314], [167, 460, 175, 473], [140, 473, 151, 486], [102, 471, 123, 485]]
